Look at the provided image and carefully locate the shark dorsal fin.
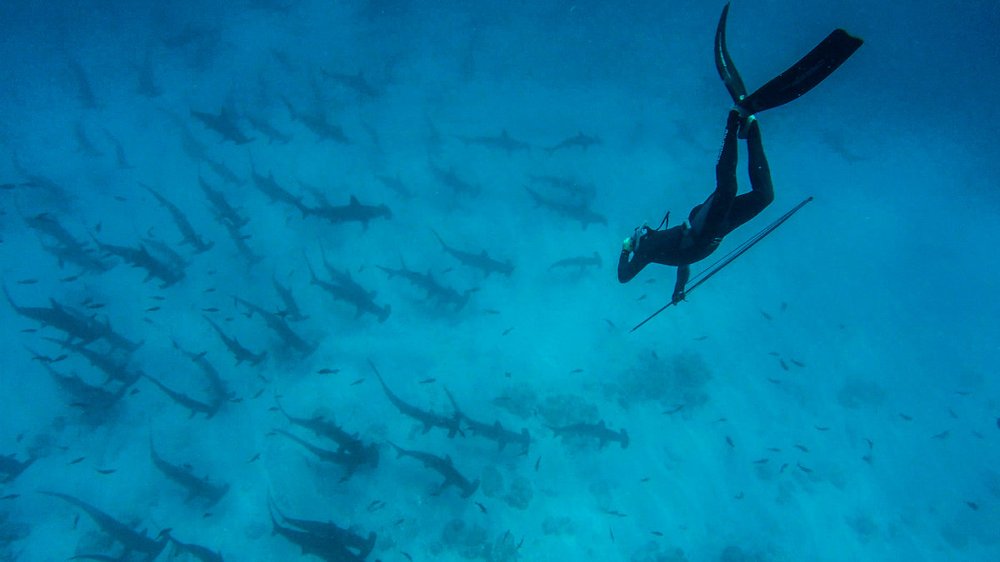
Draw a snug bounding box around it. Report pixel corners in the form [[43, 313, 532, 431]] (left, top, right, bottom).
[[349, 195, 360, 206]]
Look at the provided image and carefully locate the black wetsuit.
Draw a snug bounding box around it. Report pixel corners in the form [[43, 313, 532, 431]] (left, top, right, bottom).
[[618, 110, 774, 299]]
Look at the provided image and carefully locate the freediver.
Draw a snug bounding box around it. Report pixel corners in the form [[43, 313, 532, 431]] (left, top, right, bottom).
[[618, 3, 863, 305]]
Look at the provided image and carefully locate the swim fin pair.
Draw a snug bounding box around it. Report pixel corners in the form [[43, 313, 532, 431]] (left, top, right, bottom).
[[715, 2, 864, 136]]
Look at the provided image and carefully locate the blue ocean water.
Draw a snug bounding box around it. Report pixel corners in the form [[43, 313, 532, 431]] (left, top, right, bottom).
[[1, 0, 997, 560]]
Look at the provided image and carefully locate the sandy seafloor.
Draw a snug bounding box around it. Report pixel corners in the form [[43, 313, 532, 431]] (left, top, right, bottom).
[[0, 1, 998, 561]]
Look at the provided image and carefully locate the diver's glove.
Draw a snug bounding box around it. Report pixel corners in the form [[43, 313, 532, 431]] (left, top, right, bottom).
[[623, 225, 650, 254], [671, 289, 686, 304]]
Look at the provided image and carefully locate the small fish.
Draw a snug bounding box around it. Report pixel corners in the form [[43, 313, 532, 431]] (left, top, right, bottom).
[[797, 462, 812, 473], [201, 307, 220, 312], [602, 509, 627, 518], [779, 359, 789, 371], [931, 430, 949, 440], [252, 389, 265, 399], [316, 368, 340, 374], [651, 531, 663, 537], [20, 328, 37, 333], [85, 303, 106, 309], [780, 302, 788, 311], [604, 319, 616, 329], [637, 294, 647, 301], [768, 351, 780, 357], [73, 514, 80, 529], [640, 477, 650, 483], [395, 518, 405, 526], [247, 453, 260, 463], [129, 388, 140, 396], [794, 444, 809, 453], [402, 553, 413, 562], [609, 527, 615, 542], [570, 368, 583, 374], [145, 306, 161, 312], [475, 502, 487, 514], [0, 494, 19, 500], [16, 278, 38, 285], [113, 196, 127, 202], [418, 378, 436, 384], [483, 309, 500, 315], [516, 537, 524, 549], [725, 436, 734, 448], [815, 426, 830, 432], [502, 327, 514, 336], [662, 404, 684, 415], [366, 500, 385, 512], [204, 288, 217, 293], [69, 456, 86, 465], [229, 397, 243, 403], [203, 512, 212, 518], [534, 457, 541, 472], [694, 335, 709, 341], [151, 295, 166, 301], [753, 458, 769, 464], [61, 274, 81, 282], [899, 413, 913, 421], [96, 468, 116, 475], [779, 463, 788, 473], [268, 406, 279, 412], [767, 378, 781, 384], [760, 310, 772, 320], [790, 359, 805, 368], [350, 378, 365, 386], [965, 501, 979, 511]]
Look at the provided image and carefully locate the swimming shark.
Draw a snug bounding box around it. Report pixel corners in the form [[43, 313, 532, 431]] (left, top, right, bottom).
[[431, 230, 513, 277], [144, 185, 214, 253], [269, 498, 376, 559], [388, 442, 479, 498], [282, 97, 349, 144], [377, 262, 475, 311], [149, 437, 229, 505], [300, 194, 392, 230], [199, 175, 249, 229], [0, 453, 35, 483], [550, 420, 629, 449], [525, 187, 607, 229], [202, 316, 267, 366], [190, 107, 254, 144], [307, 259, 390, 323], [544, 132, 602, 154], [322, 69, 381, 98], [445, 390, 530, 454], [457, 129, 530, 154], [234, 297, 317, 356], [369, 360, 463, 438], [143, 374, 222, 419], [549, 251, 603, 271], [40, 491, 170, 559]]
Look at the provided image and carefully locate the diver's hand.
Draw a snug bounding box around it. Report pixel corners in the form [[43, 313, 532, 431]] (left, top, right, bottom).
[[622, 236, 634, 253], [671, 290, 685, 305]]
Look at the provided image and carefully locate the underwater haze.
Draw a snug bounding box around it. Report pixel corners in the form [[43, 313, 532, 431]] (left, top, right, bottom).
[[1, 0, 998, 560]]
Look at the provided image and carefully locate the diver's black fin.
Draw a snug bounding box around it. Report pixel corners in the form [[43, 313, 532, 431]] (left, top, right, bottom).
[[714, 3, 747, 104], [740, 28, 864, 115]]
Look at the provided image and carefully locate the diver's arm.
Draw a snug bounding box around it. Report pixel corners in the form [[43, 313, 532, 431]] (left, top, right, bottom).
[[617, 248, 642, 283], [672, 264, 690, 303]]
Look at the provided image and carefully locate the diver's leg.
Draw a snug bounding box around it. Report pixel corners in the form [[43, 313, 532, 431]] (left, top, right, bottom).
[[725, 119, 775, 232], [694, 110, 741, 239]]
